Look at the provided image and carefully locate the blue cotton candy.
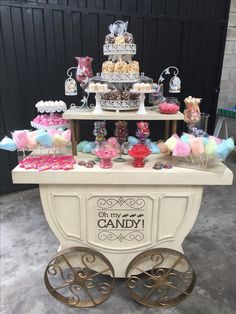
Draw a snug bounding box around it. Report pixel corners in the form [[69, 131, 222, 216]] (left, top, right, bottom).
[[36, 131, 53, 147], [128, 136, 139, 146], [150, 143, 160, 154], [225, 137, 234, 153], [77, 140, 88, 152], [0, 137, 17, 151], [216, 142, 229, 160], [144, 138, 151, 144], [180, 134, 190, 143], [82, 142, 96, 153], [200, 137, 209, 146]]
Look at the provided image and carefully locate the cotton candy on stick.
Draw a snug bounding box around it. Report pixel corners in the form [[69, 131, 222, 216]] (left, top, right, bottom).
[[0, 137, 17, 151], [12, 130, 28, 150], [189, 138, 204, 156], [172, 140, 191, 157], [27, 131, 38, 150]]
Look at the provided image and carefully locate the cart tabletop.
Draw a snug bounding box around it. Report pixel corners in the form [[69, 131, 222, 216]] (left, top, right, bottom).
[[12, 153, 233, 186]]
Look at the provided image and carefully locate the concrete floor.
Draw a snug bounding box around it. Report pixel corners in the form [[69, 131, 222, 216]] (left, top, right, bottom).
[[1, 153, 236, 314]]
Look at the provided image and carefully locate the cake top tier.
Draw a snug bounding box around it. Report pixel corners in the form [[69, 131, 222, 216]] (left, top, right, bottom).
[[104, 20, 134, 44]]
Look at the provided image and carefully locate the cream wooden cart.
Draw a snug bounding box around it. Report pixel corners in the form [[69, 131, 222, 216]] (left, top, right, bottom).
[[12, 150, 233, 278]]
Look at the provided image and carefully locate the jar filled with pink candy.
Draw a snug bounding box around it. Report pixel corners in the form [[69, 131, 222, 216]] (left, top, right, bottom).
[[183, 96, 201, 128]]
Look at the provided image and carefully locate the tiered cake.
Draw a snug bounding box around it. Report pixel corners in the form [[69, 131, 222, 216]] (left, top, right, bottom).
[[88, 20, 153, 112]]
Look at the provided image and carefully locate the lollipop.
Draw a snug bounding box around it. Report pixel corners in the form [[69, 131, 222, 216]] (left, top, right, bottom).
[[0, 137, 17, 151], [12, 130, 28, 150]]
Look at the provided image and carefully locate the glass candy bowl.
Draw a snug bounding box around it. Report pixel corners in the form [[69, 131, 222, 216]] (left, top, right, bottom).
[[128, 144, 151, 168], [95, 148, 118, 169], [159, 97, 180, 114]]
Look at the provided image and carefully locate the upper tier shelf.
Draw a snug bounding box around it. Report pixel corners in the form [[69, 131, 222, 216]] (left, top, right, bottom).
[[103, 43, 136, 55], [63, 108, 184, 121], [90, 74, 153, 84]]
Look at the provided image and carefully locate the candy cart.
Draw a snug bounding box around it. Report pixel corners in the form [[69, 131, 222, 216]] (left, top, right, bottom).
[[10, 21, 233, 309]]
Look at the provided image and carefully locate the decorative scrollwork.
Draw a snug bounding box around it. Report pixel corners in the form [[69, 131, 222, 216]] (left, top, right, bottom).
[[101, 99, 139, 111], [125, 248, 196, 308], [103, 43, 136, 55], [98, 231, 144, 242], [44, 247, 115, 308], [97, 196, 145, 209], [101, 72, 139, 82]]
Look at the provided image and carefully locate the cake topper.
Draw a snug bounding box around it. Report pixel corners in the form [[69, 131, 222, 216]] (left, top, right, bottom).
[[108, 20, 128, 36]]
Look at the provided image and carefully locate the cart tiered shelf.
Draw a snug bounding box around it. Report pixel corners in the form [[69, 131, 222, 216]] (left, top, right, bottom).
[[63, 108, 184, 156]]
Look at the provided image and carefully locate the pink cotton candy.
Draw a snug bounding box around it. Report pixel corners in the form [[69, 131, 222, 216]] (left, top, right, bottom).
[[27, 131, 38, 149], [209, 136, 221, 145], [173, 140, 191, 157], [157, 141, 168, 153], [12, 130, 28, 150], [189, 138, 204, 155], [47, 129, 59, 137], [62, 129, 71, 143]]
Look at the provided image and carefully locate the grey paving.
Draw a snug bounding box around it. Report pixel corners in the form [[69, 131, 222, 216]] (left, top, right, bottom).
[[1, 152, 236, 314]]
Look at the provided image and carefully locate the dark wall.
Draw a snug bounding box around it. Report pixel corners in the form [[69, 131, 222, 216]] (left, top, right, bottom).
[[0, 0, 230, 193]]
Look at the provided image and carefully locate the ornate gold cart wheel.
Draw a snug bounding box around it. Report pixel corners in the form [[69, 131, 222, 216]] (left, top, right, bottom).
[[44, 247, 115, 308], [125, 248, 196, 307]]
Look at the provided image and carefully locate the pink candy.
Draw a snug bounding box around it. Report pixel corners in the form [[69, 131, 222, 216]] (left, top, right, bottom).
[[32, 114, 69, 127], [19, 155, 75, 171], [159, 102, 179, 114]]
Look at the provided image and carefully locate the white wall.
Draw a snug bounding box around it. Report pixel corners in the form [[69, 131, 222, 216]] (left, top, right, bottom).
[[218, 0, 236, 108]]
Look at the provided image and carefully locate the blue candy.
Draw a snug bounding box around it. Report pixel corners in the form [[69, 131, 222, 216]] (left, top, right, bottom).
[[0, 137, 17, 152], [225, 137, 234, 153]]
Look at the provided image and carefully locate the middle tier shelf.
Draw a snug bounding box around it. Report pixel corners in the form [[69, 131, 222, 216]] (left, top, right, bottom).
[[63, 108, 184, 121]]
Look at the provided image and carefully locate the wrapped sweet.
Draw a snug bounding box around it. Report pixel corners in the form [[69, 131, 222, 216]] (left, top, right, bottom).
[[105, 33, 115, 44], [124, 32, 134, 43], [128, 61, 139, 73], [122, 91, 130, 100], [114, 61, 127, 73], [115, 35, 125, 44], [165, 135, 179, 152], [102, 61, 114, 73], [75, 56, 93, 83]]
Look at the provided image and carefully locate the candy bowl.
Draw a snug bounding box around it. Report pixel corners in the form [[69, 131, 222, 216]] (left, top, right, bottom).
[[128, 144, 151, 168], [95, 148, 118, 169], [159, 97, 180, 114]]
